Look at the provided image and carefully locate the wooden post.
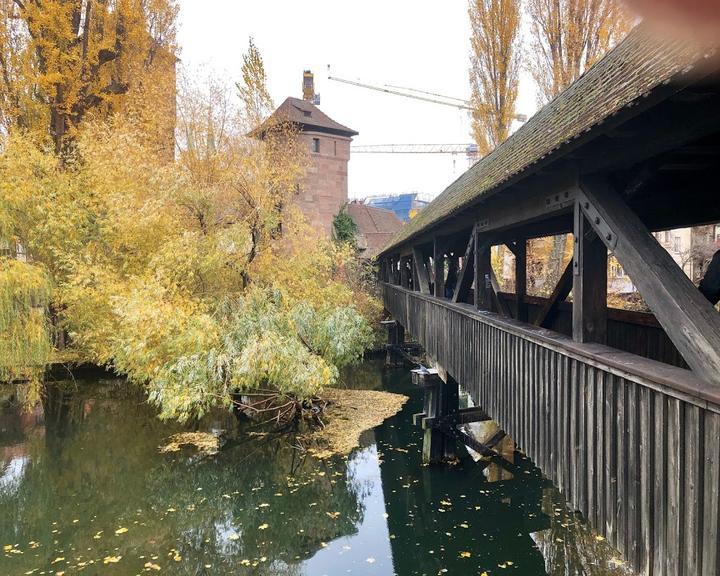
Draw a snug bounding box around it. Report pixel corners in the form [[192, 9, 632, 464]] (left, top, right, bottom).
[[573, 202, 608, 343], [413, 247, 431, 294], [383, 320, 405, 367], [475, 233, 492, 310], [512, 240, 528, 322], [580, 175, 720, 386], [411, 255, 419, 291], [412, 368, 446, 464], [453, 227, 476, 304], [442, 374, 460, 460], [400, 256, 409, 288], [433, 237, 445, 298]]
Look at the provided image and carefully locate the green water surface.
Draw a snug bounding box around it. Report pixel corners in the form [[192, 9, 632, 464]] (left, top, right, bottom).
[[0, 359, 632, 575]]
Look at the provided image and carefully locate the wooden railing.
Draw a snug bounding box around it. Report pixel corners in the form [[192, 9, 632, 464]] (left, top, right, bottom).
[[383, 282, 720, 576]]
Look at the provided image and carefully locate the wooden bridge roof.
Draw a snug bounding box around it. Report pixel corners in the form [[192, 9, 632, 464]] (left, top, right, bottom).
[[381, 26, 717, 255]]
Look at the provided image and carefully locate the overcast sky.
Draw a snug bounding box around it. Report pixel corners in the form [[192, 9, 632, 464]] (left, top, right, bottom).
[[177, 1, 538, 201]]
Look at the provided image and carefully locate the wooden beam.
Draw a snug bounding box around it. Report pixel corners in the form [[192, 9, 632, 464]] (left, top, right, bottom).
[[572, 202, 608, 344], [408, 252, 420, 292], [433, 237, 445, 298], [534, 260, 573, 328], [490, 268, 513, 318], [412, 248, 431, 294], [579, 175, 720, 387], [453, 227, 476, 303], [512, 240, 528, 322], [400, 256, 410, 288], [474, 174, 577, 235], [475, 233, 493, 310]]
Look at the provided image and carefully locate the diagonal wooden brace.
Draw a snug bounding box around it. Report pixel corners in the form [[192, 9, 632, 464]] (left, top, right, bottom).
[[579, 175, 720, 387]]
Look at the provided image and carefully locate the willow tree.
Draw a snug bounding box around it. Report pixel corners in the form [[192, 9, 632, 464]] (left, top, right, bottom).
[[468, 0, 521, 156], [0, 0, 178, 156]]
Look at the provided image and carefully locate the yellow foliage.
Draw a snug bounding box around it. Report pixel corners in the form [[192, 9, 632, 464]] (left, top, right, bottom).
[[0, 36, 380, 423]]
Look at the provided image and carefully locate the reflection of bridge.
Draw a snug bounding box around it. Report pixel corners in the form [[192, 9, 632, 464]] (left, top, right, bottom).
[[372, 370, 553, 575], [377, 27, 720, 576]]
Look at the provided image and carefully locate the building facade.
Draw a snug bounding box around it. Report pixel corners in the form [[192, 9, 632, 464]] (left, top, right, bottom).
[[254, 91, 357, 237]]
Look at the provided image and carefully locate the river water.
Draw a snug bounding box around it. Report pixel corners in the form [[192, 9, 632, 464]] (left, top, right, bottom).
[[1, 358, 632, 575]]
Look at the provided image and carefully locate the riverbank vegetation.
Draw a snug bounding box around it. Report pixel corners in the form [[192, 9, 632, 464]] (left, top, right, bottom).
[[0, 1, 381, 425]]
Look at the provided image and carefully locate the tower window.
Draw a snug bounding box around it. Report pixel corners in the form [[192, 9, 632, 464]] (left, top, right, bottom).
[[311, 138, 320, 153]]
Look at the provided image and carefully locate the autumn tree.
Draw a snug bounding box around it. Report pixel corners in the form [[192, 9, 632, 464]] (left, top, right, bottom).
[[237, 37, 274, 130], [0, 0, 178, 156], [525, 0, 631, 287], [468, 0, 521, 156], [527, 0, 632, 103]]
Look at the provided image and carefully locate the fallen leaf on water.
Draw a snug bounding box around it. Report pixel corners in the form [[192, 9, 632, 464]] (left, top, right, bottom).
[[103, 555, 122, 564], [228, 533, 240, 541], [459, 551, 471, 558], [258, 524, 269, 530], [144, 562, 161, 571], [115, 527, 128, 535]]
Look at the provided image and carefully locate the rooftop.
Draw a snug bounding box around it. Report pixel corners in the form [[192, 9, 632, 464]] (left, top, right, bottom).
[[252, 97, 358, 138], [346, 202, 404, 259], [380, 25, 716, 255]]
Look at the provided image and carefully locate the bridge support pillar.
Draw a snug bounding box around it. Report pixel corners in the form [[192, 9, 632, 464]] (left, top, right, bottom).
[[382, 320, 405, 367], [412, 366, 459, 464]]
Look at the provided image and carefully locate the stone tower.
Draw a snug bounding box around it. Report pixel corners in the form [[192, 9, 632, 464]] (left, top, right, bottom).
[[252, 81, 358, 236]]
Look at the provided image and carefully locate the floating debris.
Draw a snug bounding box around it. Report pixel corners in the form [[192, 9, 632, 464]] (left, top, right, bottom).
[[159, 432, 222, 456], [304, 388, 408, 458]]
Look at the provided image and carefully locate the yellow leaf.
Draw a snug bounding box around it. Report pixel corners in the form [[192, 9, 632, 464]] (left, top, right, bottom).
[[459, 551, 472, 558], [258, 523, 269, 530], [115, 527, 128, 534]]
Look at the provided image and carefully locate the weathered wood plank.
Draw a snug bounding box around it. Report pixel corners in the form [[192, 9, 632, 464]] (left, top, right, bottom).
[[626, 382, 640, 569], [666, 398, 684, 575], [702, 412, 720, 576], [654, 394, 667, 576], [683, 404, 702, 576], [639, 385, 654, 576]]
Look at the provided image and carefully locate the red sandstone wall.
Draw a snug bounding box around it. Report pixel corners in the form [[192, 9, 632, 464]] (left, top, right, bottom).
[[295, 132, 352, 236]]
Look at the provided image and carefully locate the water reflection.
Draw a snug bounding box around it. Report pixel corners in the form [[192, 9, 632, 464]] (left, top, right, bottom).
[[1, 361, 633, 575]]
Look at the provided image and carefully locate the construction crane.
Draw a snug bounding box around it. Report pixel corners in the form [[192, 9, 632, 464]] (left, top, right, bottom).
[[351, 143, 478, 155], [327, 66, 528, 121], [351, 144, 481, 172]]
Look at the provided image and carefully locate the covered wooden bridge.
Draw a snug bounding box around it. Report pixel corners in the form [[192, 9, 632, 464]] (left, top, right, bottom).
[[377, 27, 720, 576]]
